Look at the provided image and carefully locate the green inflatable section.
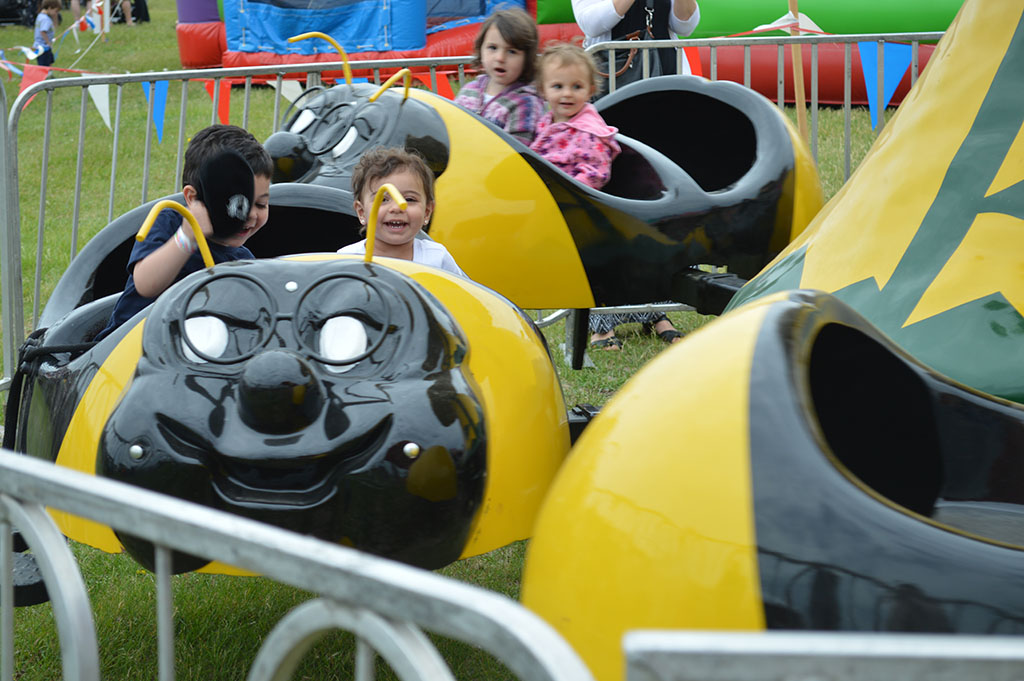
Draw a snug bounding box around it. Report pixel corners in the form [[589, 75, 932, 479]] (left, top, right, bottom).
[[537, 0, 961, 37]]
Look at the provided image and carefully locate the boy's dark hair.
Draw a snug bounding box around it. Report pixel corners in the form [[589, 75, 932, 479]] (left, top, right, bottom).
[[182, 124, 273, 190], [39, 0, 61, 12], [537, 42, 601, 91], [473, 8, 539, 84], [352, 146, 436, 205]]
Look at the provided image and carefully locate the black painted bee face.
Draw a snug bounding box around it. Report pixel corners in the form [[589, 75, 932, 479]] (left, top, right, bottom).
[[264, 83, 450, 190], [99, 258, 485, 572]]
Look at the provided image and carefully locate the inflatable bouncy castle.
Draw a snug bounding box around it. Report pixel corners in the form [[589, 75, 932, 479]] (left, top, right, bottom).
[[177, 0, 961, 108], [175, 0, 579, 73]]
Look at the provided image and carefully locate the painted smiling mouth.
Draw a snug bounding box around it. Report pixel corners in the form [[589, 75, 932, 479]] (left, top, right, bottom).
[[153, 413, 394, 508]]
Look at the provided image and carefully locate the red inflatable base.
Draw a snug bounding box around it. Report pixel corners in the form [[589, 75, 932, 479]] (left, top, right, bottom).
[[176, 18, 929, 107], [176, 21, 227, 69], [219, 23, 581, 74]]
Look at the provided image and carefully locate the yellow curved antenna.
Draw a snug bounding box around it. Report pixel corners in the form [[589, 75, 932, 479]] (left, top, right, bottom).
[[369, 68, 412, 103], [288, 32, 353, 86], [137, 200, 215, 269], [364, 183, 407, 263]]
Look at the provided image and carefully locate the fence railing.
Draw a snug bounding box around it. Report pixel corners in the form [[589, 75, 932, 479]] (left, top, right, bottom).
[[5, 440, 1024, 680], [0, 447, 595, 681], [589, 31, 944, 169], [0, 32, 942, 394], [624, 630, 1024, 681]]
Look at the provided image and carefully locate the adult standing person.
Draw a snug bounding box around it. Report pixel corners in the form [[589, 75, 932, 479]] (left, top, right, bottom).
[[571, 0, 698, 351], [572, 0, 700, 96]]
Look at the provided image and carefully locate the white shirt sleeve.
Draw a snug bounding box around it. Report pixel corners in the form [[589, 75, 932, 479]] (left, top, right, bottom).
[[572, 0, 625, 48], [669, 1, 700, 38], [573, 0, 701, 47], [336, 239, 367, 255], [414, 239, 467, 277]]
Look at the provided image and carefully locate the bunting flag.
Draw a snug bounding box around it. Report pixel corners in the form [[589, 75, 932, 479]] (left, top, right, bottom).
[[266, 78, 305, 104], [203, 79, 232, 124], [751, 10, 824, 35], [857, 41, 914, 129], [85, 77, 111, 131], [16, 45, 43, 61], [141, 80, 169, 142], [19, 64, 49, 94], [0, 52, 24, 78]]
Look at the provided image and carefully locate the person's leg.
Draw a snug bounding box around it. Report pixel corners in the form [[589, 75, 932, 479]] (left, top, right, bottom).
[[638, 311, 683, 344], [121, 0, 133, 24], [589, 312, 623, 351], [652, 316, 682, 343], [69, 0, 80, 21]]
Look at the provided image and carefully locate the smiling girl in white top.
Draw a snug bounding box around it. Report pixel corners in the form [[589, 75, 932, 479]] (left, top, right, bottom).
[[337, 146, 466, 277]]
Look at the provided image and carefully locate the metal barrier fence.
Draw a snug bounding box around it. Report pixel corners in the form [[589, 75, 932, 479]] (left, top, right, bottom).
[[4, 441, 1024, 680], [625, 630, 1024, 681], [589, 31, 944, 169], [0, 448, 595, 681], [0, 32, 942, 393]]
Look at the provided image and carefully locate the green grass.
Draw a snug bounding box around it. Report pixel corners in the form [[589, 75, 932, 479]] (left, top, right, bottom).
[[0, 8, 885, 677]]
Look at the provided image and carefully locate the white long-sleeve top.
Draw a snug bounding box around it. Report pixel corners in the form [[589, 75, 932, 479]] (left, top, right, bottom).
[[571, 0, 701, 50]]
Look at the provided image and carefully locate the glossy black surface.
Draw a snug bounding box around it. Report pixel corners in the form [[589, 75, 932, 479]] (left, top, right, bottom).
[[262, 82, 451, 192], [263, 76, 799, 308], [97, 259, 486, 572], [749, 291, 1024, 633]]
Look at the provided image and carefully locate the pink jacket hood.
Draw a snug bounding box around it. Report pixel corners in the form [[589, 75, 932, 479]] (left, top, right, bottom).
[[560, 103, 618, 140]]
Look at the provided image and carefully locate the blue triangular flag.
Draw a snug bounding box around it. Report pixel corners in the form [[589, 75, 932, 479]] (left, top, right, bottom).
[[858, 41, 914, 129], [141, 80, 169, 143]]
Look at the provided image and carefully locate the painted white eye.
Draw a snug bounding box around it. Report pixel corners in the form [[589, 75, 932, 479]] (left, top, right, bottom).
[[182, 315, 228, 363], [331, 126, 358, 158], [290, 108, 316, 133], [319, 315, 367, 373]]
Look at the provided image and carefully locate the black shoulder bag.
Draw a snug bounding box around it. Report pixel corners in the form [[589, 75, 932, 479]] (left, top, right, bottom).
[[594, 0, 673, 97]]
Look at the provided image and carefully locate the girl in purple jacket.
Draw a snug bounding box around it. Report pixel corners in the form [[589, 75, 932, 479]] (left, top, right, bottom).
[[530, 43, 621, 189], [454, 9, 545, 144]]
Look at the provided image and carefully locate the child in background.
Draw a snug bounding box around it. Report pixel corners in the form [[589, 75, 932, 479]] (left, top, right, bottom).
[[94, 124, 273, 341], [453, 8, 545, 144], [338, 146, 465, 277], [33, 0, 60, 67], [532, 44, 681, 350], [530, 42, 621, 189]]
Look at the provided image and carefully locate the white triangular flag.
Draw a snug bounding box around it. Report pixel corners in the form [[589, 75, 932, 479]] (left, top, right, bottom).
[[16, 45, 42, 60], [754, 11, 824, 35], [267, 79, 305, 104], [85, 78, 111, 131]]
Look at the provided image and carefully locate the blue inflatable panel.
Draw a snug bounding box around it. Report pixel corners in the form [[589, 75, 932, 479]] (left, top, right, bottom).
[[224, 0, 427, 54], [425, 0, 524, 34]]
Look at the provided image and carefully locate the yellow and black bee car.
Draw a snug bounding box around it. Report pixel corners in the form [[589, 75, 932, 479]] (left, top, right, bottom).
[[725, 0, 1024, 404], [522, 3, 1024, 680], [264, 74, 823, 313], [4, 184, 569, 574], [522, 289, 1024, 681]]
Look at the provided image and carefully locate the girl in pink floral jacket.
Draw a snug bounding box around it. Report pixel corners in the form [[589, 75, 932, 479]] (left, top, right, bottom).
[[530, 43, 621, 189]]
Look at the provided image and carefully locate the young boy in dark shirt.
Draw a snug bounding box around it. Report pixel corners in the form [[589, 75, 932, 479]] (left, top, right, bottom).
[[95, 124, 273, 341]]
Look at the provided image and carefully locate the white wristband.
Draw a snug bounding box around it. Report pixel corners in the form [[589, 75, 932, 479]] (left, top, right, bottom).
[[173, 225, 197, 255]]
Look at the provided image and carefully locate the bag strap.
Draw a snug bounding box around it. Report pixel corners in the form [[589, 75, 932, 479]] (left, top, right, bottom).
[[596, 29, 643, 78], [644, 0, 655, 37]]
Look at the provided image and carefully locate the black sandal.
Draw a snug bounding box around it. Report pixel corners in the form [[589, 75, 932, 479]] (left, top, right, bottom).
[[656, 329, 683, 344], [590, 335, 623, 350], [640, 314, 670, 337]]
